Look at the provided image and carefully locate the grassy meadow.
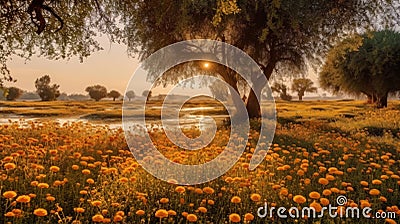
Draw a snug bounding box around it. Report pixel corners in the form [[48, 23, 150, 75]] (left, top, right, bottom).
[[0, 100, 399, 223]]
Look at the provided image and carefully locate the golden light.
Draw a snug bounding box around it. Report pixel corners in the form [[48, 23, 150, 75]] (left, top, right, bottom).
[[203, 62, 210, 68]]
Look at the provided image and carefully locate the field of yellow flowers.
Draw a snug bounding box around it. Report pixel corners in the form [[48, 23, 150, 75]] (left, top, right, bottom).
[[1, 101, 400, 223]]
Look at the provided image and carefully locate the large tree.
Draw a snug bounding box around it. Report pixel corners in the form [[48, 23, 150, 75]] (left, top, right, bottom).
[[319, 30, 400, 108], [291, 78, 317, 101], [35, 75, 60, 101], [1, 0, 399, 116]]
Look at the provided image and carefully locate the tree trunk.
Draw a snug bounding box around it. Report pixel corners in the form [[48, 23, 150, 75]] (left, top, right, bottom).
[[298, 94, 303, 101], [246, 87, 262, 118], [245, 59, 276, 119], [375, 92, 388, 108], [113, 98, 116, 101]]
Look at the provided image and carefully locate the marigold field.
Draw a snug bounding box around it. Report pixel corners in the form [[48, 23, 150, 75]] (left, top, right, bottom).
[[0, 101, 399, 223]]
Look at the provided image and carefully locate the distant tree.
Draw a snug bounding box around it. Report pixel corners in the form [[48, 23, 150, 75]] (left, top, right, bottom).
[[142, 90, 152, 101], [57, 92, 69, 101], [85, 85, 107, 101], [68, 94, 90, 101], [320, 30, 400, 108], [209, 80, 229, 101], [20, 91, 40, 100], [125, 90, 136, 101], [35, 75, 60, 101], [6, 87, 22, 101], [291, 78, 318, 101], [108, 90, 121, 101], [271, 83, 292, 101]]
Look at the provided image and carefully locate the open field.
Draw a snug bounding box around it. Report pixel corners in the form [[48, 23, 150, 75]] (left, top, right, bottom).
[[0, 100, 399, 223]]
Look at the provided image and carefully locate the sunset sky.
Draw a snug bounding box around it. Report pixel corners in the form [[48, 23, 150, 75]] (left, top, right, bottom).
[[7, 36, 321, 97]]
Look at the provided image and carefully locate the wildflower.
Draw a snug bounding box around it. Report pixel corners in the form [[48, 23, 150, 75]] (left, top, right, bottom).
[[244, 213, 254, 221], [186, 214, 198, 222], [175, 186, 185, 193], [92, 214, 104, 222], [293, 195, 307, 204], [159, 198, 169, 204], [229, 213, 241, 223], [74, 208, 85, 213], [167, 210, 177, 216], [203, 187, 215, 194], [250, 193, 261, 202], [37, 183, 49, 189], [49, 166, 60, 172], [369, 189, 380, 196], [16, 195, 31, 203], [155, 209, 168, 218], [318, 178, 329, 185], [113, 215, 123, 222], [135, 210, 145, 216], [231, 196, 241, 204], [91, 200, 102, 206], [4, 163, 16, 170], [198, 207, 207, 213], [33, 208, 48, 217], [309, 192, 321, 199], [3, 191, 17, 199]]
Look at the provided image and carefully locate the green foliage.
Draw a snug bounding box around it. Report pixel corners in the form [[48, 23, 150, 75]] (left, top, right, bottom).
[[35, 75, 60, 101], [85, 85, 107, 101], [5, 86, 22, 101], [320, 30, 400, 108], [291, 78, 317, 101]]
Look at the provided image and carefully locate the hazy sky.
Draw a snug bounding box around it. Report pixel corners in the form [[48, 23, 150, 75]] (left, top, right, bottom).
[[7, 36, 321, 97], [8, 36, 149, 95]]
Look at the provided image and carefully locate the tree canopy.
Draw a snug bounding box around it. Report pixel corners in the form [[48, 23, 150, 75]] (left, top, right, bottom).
[[319, 30, 400, 108], [85, 85, 107, 101], [291, 78, 317, 101], [35, 75, 60, 101]]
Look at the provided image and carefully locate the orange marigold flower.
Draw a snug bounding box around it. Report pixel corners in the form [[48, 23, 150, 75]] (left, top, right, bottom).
[[159, 198, 169, 204], [244, 213, 254, 221], [16, 195, 31, 203], [37, 183, 49, 189], [231, 196, 241, 204], [92, 214, 104, 222], [135, 210, 145, 216], [49, 166, 60, 172], [203, 187, 215, 194], [4, 212, 15, 217], [4, 163, 16, 170], [250, 193, 262, 202], [318, 178, 329, 185], [229, 213, 241, 223], [155, 209, 168, 218], [113, 215, 123, 222], [91, 200, 102, 206], [369, 189, 380, 196], [309, 191, 321, 199], [74, 207, 85, 213], [3, 191, 17, 199], [186, 214, 198, 222], [293, 195, 307, 204], [167, 210, 177, 216], [175, 186, 185, 193], [33, 208, 48, 217], [198, 207, 207, 213]]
